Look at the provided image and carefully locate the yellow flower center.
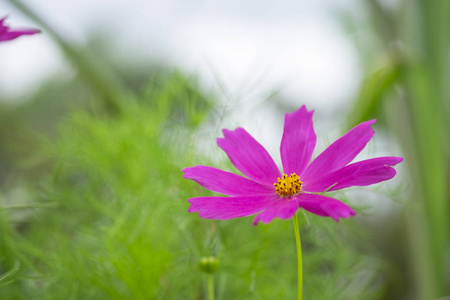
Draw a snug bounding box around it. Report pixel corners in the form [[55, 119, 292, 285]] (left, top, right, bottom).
[[273, 173, 303, 197]]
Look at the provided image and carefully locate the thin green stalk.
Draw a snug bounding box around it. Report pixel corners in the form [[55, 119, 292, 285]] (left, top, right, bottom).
[[293, 213, 303, 300], [207, 274, 214, 300]]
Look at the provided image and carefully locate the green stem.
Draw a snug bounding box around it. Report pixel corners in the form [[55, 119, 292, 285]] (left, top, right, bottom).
[[293, 213, 303, 300], [207, 274, 214, 300]]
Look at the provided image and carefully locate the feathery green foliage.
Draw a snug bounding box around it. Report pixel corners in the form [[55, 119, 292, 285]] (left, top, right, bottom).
[[0, 75, 389, 299]]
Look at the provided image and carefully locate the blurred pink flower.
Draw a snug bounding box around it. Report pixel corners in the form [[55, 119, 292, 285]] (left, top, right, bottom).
[[183, 105, 402, 225], [0, 16, 40, 42]]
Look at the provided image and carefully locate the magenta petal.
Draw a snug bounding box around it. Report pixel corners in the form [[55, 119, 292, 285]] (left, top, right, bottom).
[[217, 128, 281, 186], [252, 199, 299, 225], [301, 120, 376, 183], [298, 194, 356, 222], [182, 166, 273, 196], [0, 30, 40, 42], [303, 157, 403, 192], [0, 17, 40, 42], [188, 195, 274, 220], [280, 105, 316, 176]]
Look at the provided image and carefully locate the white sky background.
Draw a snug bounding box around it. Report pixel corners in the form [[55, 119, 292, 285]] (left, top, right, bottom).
[[0, 0, 362, 109]]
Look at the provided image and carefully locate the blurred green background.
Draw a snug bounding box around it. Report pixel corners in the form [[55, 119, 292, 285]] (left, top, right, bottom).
[[0, 0, 449, 299]]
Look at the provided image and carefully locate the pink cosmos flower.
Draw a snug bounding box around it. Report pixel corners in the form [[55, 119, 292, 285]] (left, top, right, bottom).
[[182, 105, 402, 225], [0, 16, 40, 42]]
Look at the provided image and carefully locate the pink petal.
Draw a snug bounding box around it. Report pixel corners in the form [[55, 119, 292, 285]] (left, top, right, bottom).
[[301, 120, 376, 183], [0, 30, 40, 42], [252, 199, 299, 225], [0, 17, 40, 42], [217, 128, 281, 186], [182, 166, 274, 196], [280, 105, 316, 176], [303, 157, 403, 192], [188, 195, 275, 220], [298, 193, 356, 222]]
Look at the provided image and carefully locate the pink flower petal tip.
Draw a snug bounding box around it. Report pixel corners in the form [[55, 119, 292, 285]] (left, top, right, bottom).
[[0, 16, 40, 42]]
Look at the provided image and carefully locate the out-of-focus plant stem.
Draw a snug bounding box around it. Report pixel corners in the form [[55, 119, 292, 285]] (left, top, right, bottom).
[[405, 63, 448, 299], [207, 274, 214, 300], [8, 0, 128, 115], [367, 0, 396, 45], [404, 0, 450, 297], [0, 261, 19, 288]]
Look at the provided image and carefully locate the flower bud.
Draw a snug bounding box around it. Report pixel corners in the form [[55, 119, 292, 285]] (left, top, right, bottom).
[[198, 256, 219, 274]]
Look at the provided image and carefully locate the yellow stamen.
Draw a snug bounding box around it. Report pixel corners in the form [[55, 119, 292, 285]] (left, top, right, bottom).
[[273, 173, 302, 197]]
